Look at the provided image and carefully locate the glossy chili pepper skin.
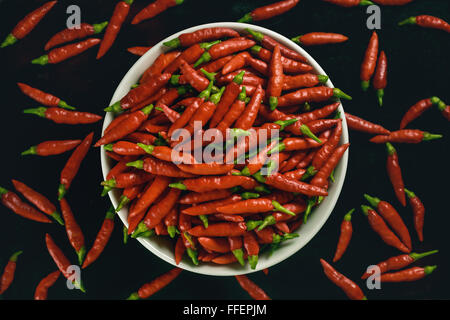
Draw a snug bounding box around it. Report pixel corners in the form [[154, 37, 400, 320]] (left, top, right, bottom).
[[345, 112, 390, 135], [399, 97, 440, 129], [235, 275, 271, 300], [23, 107, 101, 124], [132, 0, 183, 25], [405, 188, 425, 241], [292, 32, 348, 46], [361, 205, 410, 253], [278, 86, 351, 107], [361, 250, 438, 279], [34, 270, 60, 300], [267, 46, 284, 110], [180, 190, 232, 205], [320, 259, 366, 300], [1, 1, 57, 48], [312, 120, 342, 170], [21, 139, 81, 157], [189, 222, 247, 237], [238, 0, 299, 23], [370, 130, 442, 144], [283, 74, 328, 91], [165, 27, 239, 48], [58, 132, 93, 200], [384, 142, 406, 207], [173, 176, 257, 193], [12, 180, 63, 225], [399, 15, 450, 33], [373, 51, 387, 106], [144, 188, 181, 229], [17, 82, 75, 110], [310, 143, 349, 188], [45, 21, 108, 50], [0, 251, 23, 295], [0, 186, 52, 223], [97, 0, 133, 59], [333, 209, 354, 262], [127, 268, 182, 300], [360, 31, 379, 91], [181, 195, 242, 216], [250, 45, 312, 74], [127, 46, 151, 56], [379, 266, 437, 282], [128, 157, 194, 178], [263, 173, 328, 197], [195, 38, 256, 67], [82, 207, 115, 268], [234, 85, 264, 130], [60, 198, 86, 265], [32, 38, 101, 65]]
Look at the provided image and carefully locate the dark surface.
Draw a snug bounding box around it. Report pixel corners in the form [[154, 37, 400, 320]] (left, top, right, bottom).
[[0, 0, 448, 300]]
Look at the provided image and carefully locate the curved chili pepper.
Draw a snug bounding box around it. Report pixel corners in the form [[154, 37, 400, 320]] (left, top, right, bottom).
[[250, 45, 312, 74], [177, 163, 234, 175], [194, 38, 256, 67], [320, 258, 366, 300], [188, 222, 247, 237], [364, 194, 411, 249], [174, 236, 186, 265], [216, 87, 247, 131], [127, 46, 152, 56], [222, 52, 250, 75], [234, 84, 264, 130], [360, 205, 410, 253], [58, 132, 93, 200], [360, 31, 378, 91], [164, 27, 239, 48], [238, 0, 299, 23], [179, 60, 209, 92], [82, 206, 115, 268], [310, 143, 349, 188], [141, 51, 180, 82], [127, 157, 193, 178], [292, 32, 348, 46], [59, 198, 86, 265], [115, 184, 144, 212], [0, 186, 52, 223], [283, 74, 328, 91], [165, 42, 217, 74], [278, 86, 351, 107], [21, 139, 81, 157], [198, 237, 230, 253], [243, 232, 260, 269], [0, 251, 23, 295], [404, 188, 425, 241], [345, 112, 390, 135], [179, 190, 232, 205], [312, 120, 342, 169], [361, 250, 438, 279], [384, 142, 405, 207], [399, 15, 450, 33], [212, 252, 242, 264], [45, 21, 108, 50], [379, 266, 437, 282], [333, 209, 354, 262], [281, 150, 307, 172], [144, 188, 180, 229], [45, 233, 84, 292], [182, 195, 242, 216], [371, 129, 442, 144], [1, 1, 57, 48], [399, 97, 442, 129], [127, 268, 182, 300], [170, 175, 258, 193], [32, 38, 101, 65], [104, 141, 146, 156], [373, 51, 387, 106], [132, 0, 183, 24], [163, 207, 179, 238], [17, 82, 75, 110], [169, 98, 204, 137], [256, 172, 328, 197], [235, 275, 271, 300], [23, 107, 101, 124], [323, 0, 373, 7], [267, 46, 283, 110], [101, 171, 153, 189], [34, 270, 60, 300], [12, 179, 63, 225], [217, 199, 296, 216], [138, 144, 194, 164]]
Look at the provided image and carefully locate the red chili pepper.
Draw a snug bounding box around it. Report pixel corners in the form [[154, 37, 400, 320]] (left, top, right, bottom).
[[399, 15, 450, 33], [165, 27, 239, 48], [243, 232, 260, 269], [127, 267, 182, 300], [132, 0, 183, 24], [291, 32, 348, 46], [82, 206, 115, 268], [364, 194, 411, 249], [360, 205, 410, 253], [127, 46, 152, 56], [320, 258, 366, 300], [58, 132, 93, 200], [96, 0, 133, 59], [281, 150, 307, 172], [404, 188, 425, 242], [323, 0, 374, 7], [250, 45, 312, 74], [234, 85, 264, 130], [45, 21, 108, 50], [198, 237, 231, 253], [312, 120, 342, 169], [17, 82, 75, 110], [21, 139, 81, 157], [0, 251, 23, 295], [60, 198, 86, 265], [333, 209, 354, 262], [216, 87, 248, 131], [235, 275, 271, 300], [373, 51, 388, 106], [179, 190, 232, 205], [370, 129, 442, 144], [399, 97, 443, 129], [163, 207, 179, 238], [282, 74, 329, 91], [222, 52, 250, 75], [182, 195, 242, 216], [217, 198, 295, 216], [260, 172, 328, 197], [201, 55, 234, 73], [171, 176, 258, 193], [103, 171, 153, 190], [104, 141, 146, 156], [212, 252, 242, 264], [179, 60, 209, 91], [34, 270, 60, 300], [238, 0, 299, 23], [11, 179, 63, 225], [0, 186, 52, 223], [345, 112, 390, 135], [127, 157, 194, 178], [311, 143, 349, 188], [144, 188, 181, 229], [194, 38, 256, 67], [23, 107, 101, 124], [379, 266, 437, 282], [165, 42, 212, 74], [384, 142, 405, 207], [278, 86, 351, 107], [361, 250, 438, 279], [1, 1, 57, 48], [189, 222, 247, 237], [174, 236, 186, 265], [32, 38, 101, 65], [266, 46, 284, 110], [125, 132, 157, 146], [141, 51, 180, 83], [360, 31, 378, 91], [45, 233, 84, 291]]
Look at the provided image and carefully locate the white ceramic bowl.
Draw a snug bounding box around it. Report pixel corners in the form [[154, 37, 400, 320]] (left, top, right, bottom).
[[101, 22, 349, 276]]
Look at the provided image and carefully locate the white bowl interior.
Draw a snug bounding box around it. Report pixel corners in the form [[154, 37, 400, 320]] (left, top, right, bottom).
[[101, 22, 349, 276]]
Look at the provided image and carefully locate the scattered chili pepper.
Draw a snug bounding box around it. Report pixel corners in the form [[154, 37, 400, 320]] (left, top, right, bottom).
[[277, 86, 352, 107], [235, 275, 271, 300], [60, 198, 86, 265], [1, 1, 57, 48], [345, 112, 390, 135], [45, 21, 108, 50], [404, 188, 425, 241], [17, 82, 75, 110], [379, 266, 437, 282], [360, 31, 378, 91], [34, 270, 60, 300], [132, 0, 184, 24], [164, 27, 239, 48], [399, 15, 450, 33], [0, 251, 23, 295], [333, 209, 354, 262], [23, 107, 101, 124], [127, 268, 182, 300], [370, 130, 442, 144], [320, 258, 366, 300], [384, 142, 405, 207], [194, 37, 256, 67], [292, 32, 348, 46], [21, 139, 81, 157], [360, 205, 410, 253], [238, 0, 299, 23], [58, 132, 94, 200], [373, 50, 387, 106], [399, 97, 442, 129], [362, 250, 438, 279], [127, 46, 152, 56], [32, 38, 101, 65]]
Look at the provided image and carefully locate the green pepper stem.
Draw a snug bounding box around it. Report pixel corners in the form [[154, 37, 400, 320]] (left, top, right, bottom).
[[363, 194, 381, 208], [116, 195, 130, 212], [141, 104, 154, 115], [274, 118, 297, 131], [58, 100, 76, 110], [210, 86, 225, 104], [300, 124, 322, 143], [240, 192, 259, 200], [250, 45, 262, 54], [23, 107, 47, 118], [317, 75, 329, 84], [169, 182, 187, 190], [376, 89, 384, 107], [424, 265, 437, 275], [245, 28, 264, 42], [272, 200, 296, 216], [361, 80, 370, 92], [422, 132, 442, 141], [238, 86, 247, 101], [198, 80, 214, 99], [291, 36, 301, 44], [233, 70, 246, 85], [269, 96, 278, 111], [51, 211, 65, 225], [77, 247, 86, 265], [1, 33, 18, 48], [246, 220, 262, 231], [300, 166, 317, 181], [123, 226, 129, 244], [126, 292, 140, 300], [167, 226, 178, 238], [170, 74, 180, 85], [126, 160, 144, 169], [199, 215, 209, 228], [385, 142, 396, 156], [232, 249, 245, 266], [258, 215, 276, 231], [101, 185, 113, 197], [104, 101, 122, 113], [137, 143, 155, 154], [9, 250, 23, 262], [194, 52, 211, 68], [359, 0, 374, 5], [32, 55, 49, 65], [103, 144, 113, 152], [237, 12, 253, 23], [404, 188, 416, 199], [267, 143, 285, 155], [254, 185, 270, 194], [163, 37, 181, 49], [343, 208, 355, 222], [21, 146, 37, 156], [333, 88, 352, 100], [93, 21, 109, 34], [186, 247, 199, 265], [410, 250, 438, 261], [131, 222, 150, 239], [360, 205, 373, 216], [248, 255, 258, 269], [200, 68, 217, 82], [398, 16, 417, 26], [57, 184, 67, 200]]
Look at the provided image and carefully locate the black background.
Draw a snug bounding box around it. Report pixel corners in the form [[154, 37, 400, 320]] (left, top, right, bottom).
[[0, 0, 448, 300]]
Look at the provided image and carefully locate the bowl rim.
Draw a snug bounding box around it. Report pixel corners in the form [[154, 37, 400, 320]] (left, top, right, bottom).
[[101, 22, 349, 276]]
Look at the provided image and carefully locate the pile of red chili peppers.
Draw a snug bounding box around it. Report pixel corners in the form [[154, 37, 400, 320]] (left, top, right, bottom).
[[0, 0, 447, 301]]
